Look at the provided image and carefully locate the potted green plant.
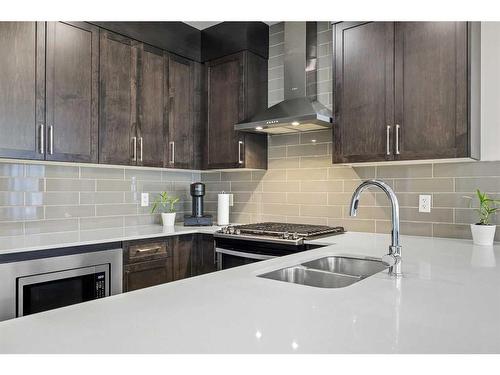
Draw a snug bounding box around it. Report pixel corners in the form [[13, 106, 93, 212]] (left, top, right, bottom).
[[466, 189, 499, 246], [151, 192, 180, 227]]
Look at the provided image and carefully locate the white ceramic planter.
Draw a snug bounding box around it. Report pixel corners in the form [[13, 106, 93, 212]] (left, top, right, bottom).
[[161, 212, 176, 227], [470, 224, 497, 246]]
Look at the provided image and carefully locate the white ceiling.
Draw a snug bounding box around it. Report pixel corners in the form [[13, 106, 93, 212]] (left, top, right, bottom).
[[185, 21, 278, 30]]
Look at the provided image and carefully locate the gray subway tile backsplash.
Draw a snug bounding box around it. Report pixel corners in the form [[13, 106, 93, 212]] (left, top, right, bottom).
[[0, 163, 24, 177], [0, 161, 196, 236], [46, 178, 95, 192], [0, 177, 43, 192], [25, 218, 79, 235]]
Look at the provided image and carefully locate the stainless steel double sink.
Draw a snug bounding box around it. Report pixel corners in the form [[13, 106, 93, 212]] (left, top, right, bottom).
[[258, 256, 388, 288]]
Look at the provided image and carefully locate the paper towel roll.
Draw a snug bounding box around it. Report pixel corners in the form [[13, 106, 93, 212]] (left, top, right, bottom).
[[217, 193, 233, 225]]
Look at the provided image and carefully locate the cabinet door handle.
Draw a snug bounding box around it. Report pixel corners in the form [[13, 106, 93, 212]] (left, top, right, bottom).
[[169, 141, 175, 164], [139, 137, 143, 162], [395, 124, 400, 155], [386, 125, 391, 156], [238, 140, 244, 165], [132, 137, 137, 162], [48, 125, 54, 155], [39, 124, 45, 154]]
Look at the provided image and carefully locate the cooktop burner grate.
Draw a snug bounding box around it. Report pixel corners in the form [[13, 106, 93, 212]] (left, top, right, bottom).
[[233, 222, 344, 238]]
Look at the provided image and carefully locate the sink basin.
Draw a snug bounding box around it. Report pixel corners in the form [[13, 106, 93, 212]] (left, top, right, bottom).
[[259, 266, 361, 288], [301, 256, 387, 278], [258, 256, 388, 288]]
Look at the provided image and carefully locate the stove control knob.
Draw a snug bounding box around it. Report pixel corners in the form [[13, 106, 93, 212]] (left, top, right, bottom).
[[221, 227, 228, 234], [235, 229, 241, 235], [282, 231, 290, 239], [292, 232, 299, 240], [228, 226, 235, 234]]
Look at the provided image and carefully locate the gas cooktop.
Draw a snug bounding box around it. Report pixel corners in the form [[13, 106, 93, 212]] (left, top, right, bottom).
[[214, 222, 345, 244]]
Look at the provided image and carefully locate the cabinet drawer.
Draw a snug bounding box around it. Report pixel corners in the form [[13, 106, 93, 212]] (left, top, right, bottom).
[[125, 240, 170, 263]]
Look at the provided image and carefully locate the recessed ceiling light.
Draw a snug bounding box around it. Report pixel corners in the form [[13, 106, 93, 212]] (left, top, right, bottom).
[[291, 121, 300, 126], [311, 139, 317, 143], [255, 126, 264, 130]]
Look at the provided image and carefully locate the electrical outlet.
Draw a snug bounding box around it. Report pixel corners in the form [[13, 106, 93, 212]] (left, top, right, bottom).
[[141, 193, 149, 207], [419, 194, 431, 213]]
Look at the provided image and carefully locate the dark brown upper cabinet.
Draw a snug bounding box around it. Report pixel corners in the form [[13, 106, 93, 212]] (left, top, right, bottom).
[[166, 54, 196, 169], [0, 22, 45, 160], [0, 22, 98, 163], [45, 22, 99, 163], [394, 22, 468, 160], [333, 22, 395, 163], [333, 21, 473, 164], [99, 30, 137, 165], [205, 51, 268, 170], [100, 31, 166, 167], [136, 44, 167, 167]]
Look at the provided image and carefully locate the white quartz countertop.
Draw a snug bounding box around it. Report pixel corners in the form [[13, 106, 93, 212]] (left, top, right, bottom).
[[0, 224, 222, 255], [1, 231, 500, 353]]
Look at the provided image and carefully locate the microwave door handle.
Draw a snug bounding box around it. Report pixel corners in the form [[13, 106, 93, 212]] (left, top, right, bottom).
[[215, 248, 276, 261]]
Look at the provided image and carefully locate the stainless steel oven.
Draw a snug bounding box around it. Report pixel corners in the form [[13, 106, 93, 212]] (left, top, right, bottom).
[[0, 247, 122, 321], [214, 223, 344, 270], [214, 234, 324, 270]]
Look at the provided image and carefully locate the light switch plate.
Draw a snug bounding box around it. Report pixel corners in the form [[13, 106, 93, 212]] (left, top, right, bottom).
[[419, 194, 431, 213], [141, 193, 149, 207]]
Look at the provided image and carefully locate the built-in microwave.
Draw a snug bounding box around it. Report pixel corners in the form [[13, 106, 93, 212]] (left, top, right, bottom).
[[17, 264, 110, 317], [0, 247, 122, 321]]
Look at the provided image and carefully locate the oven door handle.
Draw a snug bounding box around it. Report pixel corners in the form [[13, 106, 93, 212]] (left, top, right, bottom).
[[215, 248, 276, 261]]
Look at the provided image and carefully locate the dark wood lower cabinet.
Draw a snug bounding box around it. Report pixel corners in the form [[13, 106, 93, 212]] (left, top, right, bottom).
[[193, 234, 217, 275], [124, 258, 174, 292], [123, 234, 215, 292], [172, 234, 217, 281], [172, 234, 195, 280]]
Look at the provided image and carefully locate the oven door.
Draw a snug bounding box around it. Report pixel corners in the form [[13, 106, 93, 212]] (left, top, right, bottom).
[[216, 248, 275, 270], [17, 264, 109, 317]]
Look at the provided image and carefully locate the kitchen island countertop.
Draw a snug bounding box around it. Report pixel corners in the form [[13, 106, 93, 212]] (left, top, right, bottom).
[[1, 231, 499, 353]]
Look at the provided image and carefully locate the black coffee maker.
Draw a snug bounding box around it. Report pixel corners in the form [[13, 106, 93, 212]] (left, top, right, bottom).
[[184, 182, 213, 226]]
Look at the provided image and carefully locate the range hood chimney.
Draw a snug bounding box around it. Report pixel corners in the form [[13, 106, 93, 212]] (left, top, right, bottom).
[[235, 22, 333, 134]]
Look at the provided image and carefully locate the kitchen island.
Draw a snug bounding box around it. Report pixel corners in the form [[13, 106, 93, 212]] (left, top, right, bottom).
[[0, 232, 499, 353]]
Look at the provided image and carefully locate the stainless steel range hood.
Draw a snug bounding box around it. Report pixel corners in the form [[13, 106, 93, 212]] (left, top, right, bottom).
[[235, 22, 333, 134]]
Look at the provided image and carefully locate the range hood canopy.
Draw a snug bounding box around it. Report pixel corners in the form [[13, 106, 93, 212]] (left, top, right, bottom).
[[235, 22, 333, 134]]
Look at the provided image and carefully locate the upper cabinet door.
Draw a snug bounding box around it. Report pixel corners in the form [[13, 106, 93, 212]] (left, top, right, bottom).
[[394, 22, 468, 160], [45, 22, 99, 163], [205, 51, 268, 170], [206, 52, 245, 169], [167, 54, 195, 169], [99, 31, 137, 165], [333, 22, 395, 163], [0, 22, 45, 160], [136, 45, 166, 167]]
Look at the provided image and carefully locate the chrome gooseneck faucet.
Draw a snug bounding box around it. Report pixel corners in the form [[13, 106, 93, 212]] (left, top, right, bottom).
[[349, 180, 402, 276]]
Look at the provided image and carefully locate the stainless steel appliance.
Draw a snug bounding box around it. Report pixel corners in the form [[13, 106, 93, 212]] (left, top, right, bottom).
[[184, 182, 213, 226], [235, 22, 333, 134], [0, 247, 122, 321], [214, 222, 344, 270]]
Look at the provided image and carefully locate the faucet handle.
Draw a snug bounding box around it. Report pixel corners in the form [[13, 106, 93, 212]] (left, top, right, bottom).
[[381, 253, 399, 267]]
